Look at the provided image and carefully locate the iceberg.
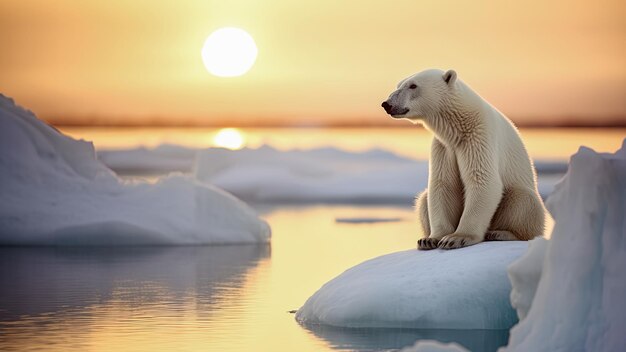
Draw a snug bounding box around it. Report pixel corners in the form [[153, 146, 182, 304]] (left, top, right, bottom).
[[0, 95, 270, 245], [295, 242, 527, 330], [501, 140, 626, 352]]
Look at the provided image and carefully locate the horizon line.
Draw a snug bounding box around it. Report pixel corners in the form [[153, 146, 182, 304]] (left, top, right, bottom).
[[50, 120, 626, 129]]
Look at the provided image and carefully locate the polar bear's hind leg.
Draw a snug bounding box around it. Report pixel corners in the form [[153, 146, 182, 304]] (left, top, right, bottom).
[[485, 230, 519, 241], [489, 187, 545, 241]]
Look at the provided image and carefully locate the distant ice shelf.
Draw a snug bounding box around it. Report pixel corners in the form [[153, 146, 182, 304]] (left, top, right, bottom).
[[99, 144, 565, 203]]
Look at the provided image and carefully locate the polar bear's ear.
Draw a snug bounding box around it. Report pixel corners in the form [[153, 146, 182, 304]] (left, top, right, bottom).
[[443, 70, 457, 86]]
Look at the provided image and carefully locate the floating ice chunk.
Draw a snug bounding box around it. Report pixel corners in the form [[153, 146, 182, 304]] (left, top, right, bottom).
[[296, 242, 527, 330], [335, 217, 404, 224], [0, 95, 270, 245], [501, 139, 626, 352], [400, 340, 469, 352]]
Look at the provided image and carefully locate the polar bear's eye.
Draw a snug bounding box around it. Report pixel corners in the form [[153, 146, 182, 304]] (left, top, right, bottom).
[[409, 84, 417, 89]]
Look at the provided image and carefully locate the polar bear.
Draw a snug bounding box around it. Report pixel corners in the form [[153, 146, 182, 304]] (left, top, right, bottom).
[[381, 69, 545, 250]]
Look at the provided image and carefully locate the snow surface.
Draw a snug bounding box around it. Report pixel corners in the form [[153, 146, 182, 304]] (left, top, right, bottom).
[[295, 242, 527, 329], [502, 140, 626, 352], [0, 95, 270, 245], [99, 144, 563, 202]]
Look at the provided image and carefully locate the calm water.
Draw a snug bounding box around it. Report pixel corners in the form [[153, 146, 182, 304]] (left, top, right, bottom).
[[2, 205, 498, 352], [1, 127, 624, 351]]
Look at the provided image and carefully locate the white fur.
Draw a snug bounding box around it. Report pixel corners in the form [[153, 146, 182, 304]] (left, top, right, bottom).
[[383, 69, 545, 250]]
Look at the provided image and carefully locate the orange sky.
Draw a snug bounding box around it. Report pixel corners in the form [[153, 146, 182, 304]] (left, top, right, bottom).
[[0, 0, 625, 126]]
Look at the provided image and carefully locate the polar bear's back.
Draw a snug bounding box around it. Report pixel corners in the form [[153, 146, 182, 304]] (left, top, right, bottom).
[[489, 107, 537, 190]]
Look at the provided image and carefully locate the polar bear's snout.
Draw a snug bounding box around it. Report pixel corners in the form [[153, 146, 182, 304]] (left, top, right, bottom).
[[381, 91, 409, 117], [381, 101, 393, 112]]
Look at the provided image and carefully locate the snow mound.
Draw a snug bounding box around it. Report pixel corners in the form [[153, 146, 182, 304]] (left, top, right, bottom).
[[296, 242, 527, 329], [502, 140, 626, 352], [0, 95, 270, 245]]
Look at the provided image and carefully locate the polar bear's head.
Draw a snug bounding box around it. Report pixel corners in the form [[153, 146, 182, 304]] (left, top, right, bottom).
[[381, 69, 457, 121]]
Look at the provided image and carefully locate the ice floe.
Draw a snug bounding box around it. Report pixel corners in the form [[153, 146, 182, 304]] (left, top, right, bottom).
[[295, 242, 527, 330]]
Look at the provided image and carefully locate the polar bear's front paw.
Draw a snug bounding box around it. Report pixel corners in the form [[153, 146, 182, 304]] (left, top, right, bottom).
[[417, 238, 440, 250], [438, 234, 481, 249]]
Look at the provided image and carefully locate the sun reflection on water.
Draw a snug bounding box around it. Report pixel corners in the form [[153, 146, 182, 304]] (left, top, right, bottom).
[[212, 128, 246, 150]]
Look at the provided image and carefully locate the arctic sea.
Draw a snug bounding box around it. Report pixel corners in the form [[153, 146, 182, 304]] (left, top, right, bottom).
[[1, 127, 624, 351]]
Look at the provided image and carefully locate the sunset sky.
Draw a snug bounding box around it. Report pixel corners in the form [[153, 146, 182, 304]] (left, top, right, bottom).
[[0, 0, 624, 126]]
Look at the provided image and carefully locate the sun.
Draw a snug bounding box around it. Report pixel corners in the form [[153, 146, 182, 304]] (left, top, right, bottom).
[[212, 128, 245, 150], [201, 27, 258, 77]]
